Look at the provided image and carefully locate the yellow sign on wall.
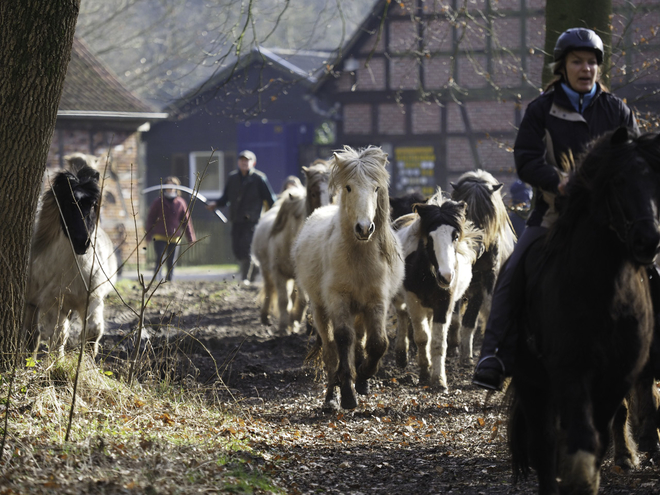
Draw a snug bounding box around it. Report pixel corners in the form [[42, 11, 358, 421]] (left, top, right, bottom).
[[394, 146, 436, 196]]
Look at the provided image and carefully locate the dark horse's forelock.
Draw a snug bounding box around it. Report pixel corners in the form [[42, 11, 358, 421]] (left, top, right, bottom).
[[51, 166, 101, 255], [416, 200, 466, 237]]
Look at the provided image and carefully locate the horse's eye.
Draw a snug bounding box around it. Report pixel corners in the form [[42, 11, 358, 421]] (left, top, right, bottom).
[[375, 186, 379, 192], [452, 231, 459, 242], [346, 185, 352, 193]]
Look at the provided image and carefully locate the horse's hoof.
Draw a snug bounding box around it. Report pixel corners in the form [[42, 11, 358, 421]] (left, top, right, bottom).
[[614, 455, 637, 472], [395, 350, 408, 369], [638, 436, 660, 454], [341, 393, 358, 410], [260, 315, 270, 326], [418, 371, 431, 386], [355, 378, 370, 396], [322, 400, 340, 413]]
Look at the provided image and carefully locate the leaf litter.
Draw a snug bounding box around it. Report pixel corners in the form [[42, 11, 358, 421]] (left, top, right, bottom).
[[0, 279, 657, 494]]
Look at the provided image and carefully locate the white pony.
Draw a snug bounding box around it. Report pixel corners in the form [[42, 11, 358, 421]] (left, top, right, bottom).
[[23, 155, 117, 357], [251, 160, 331, 333], [294, 146, 403, 411], [393, 189, 482, 390]]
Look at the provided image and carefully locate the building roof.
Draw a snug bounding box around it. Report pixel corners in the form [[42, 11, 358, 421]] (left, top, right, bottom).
[[58, 38, 167, 121], [167, 46, 334, 115]]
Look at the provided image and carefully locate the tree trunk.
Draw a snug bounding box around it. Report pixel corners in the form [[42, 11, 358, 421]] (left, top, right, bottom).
[[0, 1, 80, 369], [543, 0, 613, 88]]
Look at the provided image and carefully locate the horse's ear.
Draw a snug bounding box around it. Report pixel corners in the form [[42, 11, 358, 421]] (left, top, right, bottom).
[[302, 166, 309, 174], [450, 182, 457, 190], [491, 183, 504, 193], [611, 126, 630, 145]]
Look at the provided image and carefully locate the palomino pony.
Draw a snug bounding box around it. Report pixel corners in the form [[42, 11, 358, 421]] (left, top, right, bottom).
[[24, 155, 117, 357], [449, 170, 515, 364], [293, 146, 403, 411], [508, 127, 660, 495], [393, 189, 482, 390], [252, 160, 331, 333]]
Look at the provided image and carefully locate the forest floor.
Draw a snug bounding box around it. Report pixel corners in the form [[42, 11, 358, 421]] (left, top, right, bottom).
[[1, 277, 659, 494]]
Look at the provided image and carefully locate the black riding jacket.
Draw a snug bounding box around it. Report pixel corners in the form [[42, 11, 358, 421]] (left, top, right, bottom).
[[514, 82, 638, 228], [216, 167, 277, 223]]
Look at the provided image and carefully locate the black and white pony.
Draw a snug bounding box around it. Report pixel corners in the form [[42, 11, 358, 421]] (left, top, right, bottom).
[[448, 170, 515, 364], [508, 127, 660, 495], [393, 189, 482, 390], [23, 156, 117, 357]]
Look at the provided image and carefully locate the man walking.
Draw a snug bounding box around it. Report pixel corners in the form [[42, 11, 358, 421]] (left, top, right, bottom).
[[207, 150, 277, 284]]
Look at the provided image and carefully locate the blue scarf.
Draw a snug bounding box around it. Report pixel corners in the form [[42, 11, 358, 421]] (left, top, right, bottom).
[[561, 82, 597, 114]]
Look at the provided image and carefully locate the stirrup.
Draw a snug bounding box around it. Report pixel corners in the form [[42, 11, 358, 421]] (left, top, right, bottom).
[[475, 354, 506, 375]]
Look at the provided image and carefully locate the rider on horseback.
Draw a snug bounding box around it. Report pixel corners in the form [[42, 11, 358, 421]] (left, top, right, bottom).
[[472, 27, 640, 391]]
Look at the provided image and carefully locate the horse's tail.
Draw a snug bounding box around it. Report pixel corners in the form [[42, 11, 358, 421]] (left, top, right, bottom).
[[304, 332, 323, 366], [507, 382, 531, 482]]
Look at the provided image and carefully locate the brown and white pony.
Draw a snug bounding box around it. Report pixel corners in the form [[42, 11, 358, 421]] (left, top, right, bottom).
[[252, 160, 331, 333]]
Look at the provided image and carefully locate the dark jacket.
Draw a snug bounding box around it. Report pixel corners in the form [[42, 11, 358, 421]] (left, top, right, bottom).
[[514, 82, 638, 228], [145, 195, 196, 243], [216, 167, 277, 223]]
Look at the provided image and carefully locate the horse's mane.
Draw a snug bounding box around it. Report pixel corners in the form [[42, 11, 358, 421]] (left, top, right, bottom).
[[547, 128, 660, 252], [32, 166, 101, 258], [271, 186, 307, 236], [332, 145, 399, 263], [451, 169, 512, 250], [303, 159, 331, 214]]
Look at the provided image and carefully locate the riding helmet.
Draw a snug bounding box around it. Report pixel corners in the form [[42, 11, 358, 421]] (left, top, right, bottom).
[[553, 28, 604, 65]]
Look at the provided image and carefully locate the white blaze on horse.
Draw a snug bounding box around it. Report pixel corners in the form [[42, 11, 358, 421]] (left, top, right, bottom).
[[448, 169, 515, 364], [293, 146, 403, 411], [24, 154, 117, 357], [393, 189, 482, 390], [251, 160, 331, 334]]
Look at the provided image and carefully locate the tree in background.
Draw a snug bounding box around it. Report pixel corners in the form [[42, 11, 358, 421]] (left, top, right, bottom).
[[0, 2, 80, 369], [543, 0, 613, 88]]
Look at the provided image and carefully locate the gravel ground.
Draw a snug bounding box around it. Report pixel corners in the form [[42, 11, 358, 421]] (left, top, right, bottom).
[[101, 278, 660, 494]]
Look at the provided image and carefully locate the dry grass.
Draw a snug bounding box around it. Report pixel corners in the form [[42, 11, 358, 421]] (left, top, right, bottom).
[[0, 353, 283, 494]]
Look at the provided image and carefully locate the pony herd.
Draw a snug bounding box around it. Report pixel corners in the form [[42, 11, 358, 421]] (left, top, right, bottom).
[[20, 128, 660, 494], [254, 130, 660, 495]]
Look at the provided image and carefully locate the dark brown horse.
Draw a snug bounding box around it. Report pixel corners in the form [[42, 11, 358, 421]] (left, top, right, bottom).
[[508, 127, 660, 495]]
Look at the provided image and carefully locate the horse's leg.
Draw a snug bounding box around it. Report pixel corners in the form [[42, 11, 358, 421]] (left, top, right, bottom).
[[447, 299, 463, 358], [260, 268, 275, 326], [406, 295, 432, 385], [393, 294, 411, 368], [458, 290, 484, 366], [313, 306, 340, 411], [274, 273, 291, 335], [334, 316, 358, 410], [560, 381, 601, 495], [612, 397, 638, 471], [82, 297, 105, 357], [634, 369, 660, 454], [290, 283, 307, 328], [429, 319, 449, 391], [353, 314, 369, 395], [355, 304, 389, 396]]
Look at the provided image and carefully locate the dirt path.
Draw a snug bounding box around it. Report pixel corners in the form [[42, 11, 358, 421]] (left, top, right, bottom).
[[104, 279, 660, 494]]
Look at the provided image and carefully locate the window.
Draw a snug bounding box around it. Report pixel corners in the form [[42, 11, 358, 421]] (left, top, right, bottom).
[[189, 151, 224, 196]]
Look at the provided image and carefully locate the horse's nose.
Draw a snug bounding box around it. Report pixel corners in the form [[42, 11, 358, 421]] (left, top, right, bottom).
[[630, 227, 660, 265], [355, 222, 375, 240]]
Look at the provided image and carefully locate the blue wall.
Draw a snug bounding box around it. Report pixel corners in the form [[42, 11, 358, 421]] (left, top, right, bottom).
[[237, 121, 314, 193]]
